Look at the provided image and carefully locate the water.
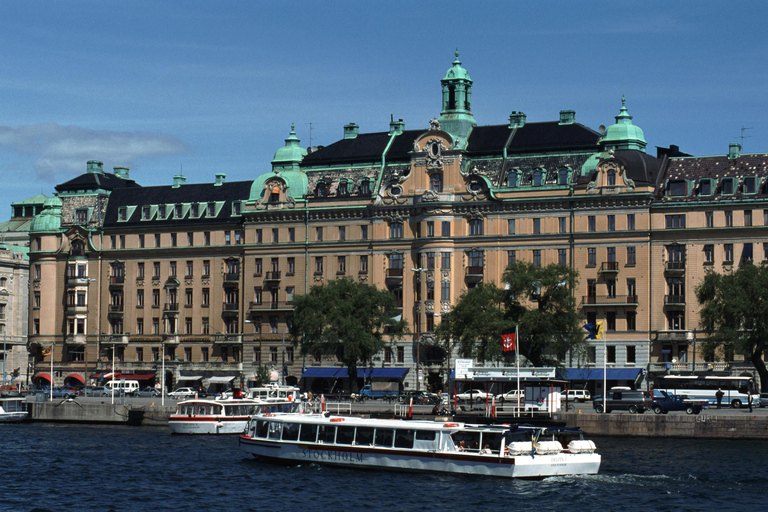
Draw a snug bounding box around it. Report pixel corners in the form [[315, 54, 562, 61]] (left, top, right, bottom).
[[1, 423, 767, 512]]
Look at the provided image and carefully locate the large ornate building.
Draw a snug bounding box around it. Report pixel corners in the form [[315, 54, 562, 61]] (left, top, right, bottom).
[[26, 52, 768, 394]]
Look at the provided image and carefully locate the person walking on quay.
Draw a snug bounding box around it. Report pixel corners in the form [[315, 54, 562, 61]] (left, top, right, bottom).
[[748, 393, 753, 412], [715, 388, 724, 409]]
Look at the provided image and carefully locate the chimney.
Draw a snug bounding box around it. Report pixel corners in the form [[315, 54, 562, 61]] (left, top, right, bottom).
[[86, 160, 104, 174], [113, 166, 130, 179], [559, 110, 576, 125], [172, 175, 186, 188], [728, 142, 741, 160], [343, 122, 359, 139], [509, 111, 526, 129], [389, 117, 405, 136], [215, 173, 226, 186]]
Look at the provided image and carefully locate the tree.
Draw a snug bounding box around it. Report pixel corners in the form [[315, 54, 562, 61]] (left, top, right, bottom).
[[437, 262, 584, 366], [695, 262, 768, 391], [290, 278, 407, 392]]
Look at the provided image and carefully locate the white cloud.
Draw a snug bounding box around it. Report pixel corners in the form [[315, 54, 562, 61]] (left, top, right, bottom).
[[0, 123, 188, 181]]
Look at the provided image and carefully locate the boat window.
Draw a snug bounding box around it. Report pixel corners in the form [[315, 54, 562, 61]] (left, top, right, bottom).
[[336, 426, 355, 445], [480, 432, 504, 452], [504, 430, 534, 443], [255, 420, 269, 438], [374, 429, 394, 448], [181, 405, 194, 415], [319, 425, 336, 444], [452, 432, 481, 452], [415, 430, 437, 441], [394, 429, 415, 449], [299, 424, 318, 443], [268, 422, 282, 440], [355, 427, 374, 446], [282, 423, 300, 441], [197, 405, 209, 415]]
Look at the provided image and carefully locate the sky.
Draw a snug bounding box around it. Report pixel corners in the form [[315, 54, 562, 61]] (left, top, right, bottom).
[[1, 0, 767, 221]]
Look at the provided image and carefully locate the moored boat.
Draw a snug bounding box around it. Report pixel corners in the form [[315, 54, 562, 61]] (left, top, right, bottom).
[[239, 412, 600, 478], [0, 397, 29, 423]]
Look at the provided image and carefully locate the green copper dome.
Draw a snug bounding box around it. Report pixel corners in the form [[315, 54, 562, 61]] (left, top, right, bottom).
[[30, 196, 63, 233], [599, 96, 647, 152], [442, 48, 472, 81], [271, 123, 308, 171]]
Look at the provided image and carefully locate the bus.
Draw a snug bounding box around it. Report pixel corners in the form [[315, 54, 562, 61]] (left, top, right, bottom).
[[655, 375, 760, 409]]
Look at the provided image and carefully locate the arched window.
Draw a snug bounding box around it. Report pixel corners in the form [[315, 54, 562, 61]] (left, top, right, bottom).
[[607, 170, 617, 187], [315, 182, 326, 198], [507, 171, 517, 188], [558, 169, 570, 185], [71, 240, 86, 257], [533, 170, 543, 186], [269, 185, 281, 203], [359, 179, 371, 196]]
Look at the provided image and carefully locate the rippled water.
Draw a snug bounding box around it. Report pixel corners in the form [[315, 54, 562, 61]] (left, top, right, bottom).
[[1, 423, 766, 512]]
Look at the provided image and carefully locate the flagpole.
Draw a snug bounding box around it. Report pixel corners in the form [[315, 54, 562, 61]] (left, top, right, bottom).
[[516, 324, 520, 418], [602, 322, 607, 413]]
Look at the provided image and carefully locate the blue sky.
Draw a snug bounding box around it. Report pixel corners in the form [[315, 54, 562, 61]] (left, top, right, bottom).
[[1, 1, 767, 221]]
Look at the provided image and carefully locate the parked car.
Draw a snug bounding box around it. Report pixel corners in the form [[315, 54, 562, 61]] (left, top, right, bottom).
[[455, 389, 490, 402], [83, 386, 107, 397], [760, 393, 768, 408], [136, 387, 161, 397], [566, 389, 591, 402], [168, 387, 197, 400], [46, 387, 77, 399], [495, 390, 523, 402], [398, 391, 439, 404], [651, 390, 704, 415], [593, 388, 650, 414]]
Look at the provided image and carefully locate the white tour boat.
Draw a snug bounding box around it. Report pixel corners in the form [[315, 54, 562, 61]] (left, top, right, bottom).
[[168, 385, 301, 435], [239, 412, 600, 478], [0, 397, 29, 423]]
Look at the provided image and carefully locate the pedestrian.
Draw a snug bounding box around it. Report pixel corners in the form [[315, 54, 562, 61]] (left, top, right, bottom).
[[748, 393, 753, 412], [715, 388, 724, 409]]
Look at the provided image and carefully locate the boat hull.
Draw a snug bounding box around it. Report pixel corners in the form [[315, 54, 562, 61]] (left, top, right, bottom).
[[168, 416, 249, 435], [0, 411, 29, 423], [239, 436, 601, 478]]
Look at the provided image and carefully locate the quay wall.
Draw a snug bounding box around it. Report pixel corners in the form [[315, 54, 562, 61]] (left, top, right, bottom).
[[554, 411, 768, 440], [29, 402, 175, 425]]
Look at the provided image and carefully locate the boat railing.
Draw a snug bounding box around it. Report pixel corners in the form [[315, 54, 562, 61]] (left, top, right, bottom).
[[319, 401, 352, 415]]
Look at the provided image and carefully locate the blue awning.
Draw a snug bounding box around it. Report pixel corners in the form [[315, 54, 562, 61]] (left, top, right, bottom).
[[301, 367, 409, 379], [561, 368, 643, 381]]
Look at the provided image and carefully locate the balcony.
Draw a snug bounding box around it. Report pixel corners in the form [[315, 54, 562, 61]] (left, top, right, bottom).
[[66, 304, 89, 314], [664, 261, 686, 275], [655, 330, 693, 342], [581, 295, 638, 306], [648, 362, 729, 373], [385, 268, 404, 282], [264, 271, 282, 282], [101, 335, 129, 345], [109, 275, 125, 288], [163, 302, 179, 314], [464, 266, 484, 283], [248, 301, 293, 312], [599, 261, 619, 273], [214, 333, 243, 345], [66, 275, 92, 287], [664, 294, 686, 306], [222, 302, 240, 315], [162, 334, 180, 344], [223, 272, 240, 285], [65, 334, 87, 346]]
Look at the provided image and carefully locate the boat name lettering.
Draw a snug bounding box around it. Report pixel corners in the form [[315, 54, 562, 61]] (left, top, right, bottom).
[[302, 448, 363, 463]]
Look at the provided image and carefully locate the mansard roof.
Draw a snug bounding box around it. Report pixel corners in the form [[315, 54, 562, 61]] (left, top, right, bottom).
[[466, 122, 601, 155], [661, 153, 768, 202], [55, 172, 140, 193], [301, 130, 422, 166], [103, 180, 253, 228]]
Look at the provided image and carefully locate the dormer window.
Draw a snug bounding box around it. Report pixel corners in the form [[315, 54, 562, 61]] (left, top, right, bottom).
[[338, 181, 349, 196], [744, 177, 756, 194], [190, 204, 199, 217], [667, 180, 687, 197], [118, 207, 127, 221], [507, 171, 518, 188], [75, 209, 88, 224], [558, 169, 570, 185], [316, 182, 326, 198], [606, 170, 617, 187], [533, 169, 544, 186], [232, 201, 241, 215], [699, 179, 712, 195], [359, 179, 371, 196], [71, 239, 86, 256], [207, 202, 216, 216], [142, 206, 151, 220], [175, 204, 183, 218], [158, 205, 166, 219], [721, 178, 734, 195]]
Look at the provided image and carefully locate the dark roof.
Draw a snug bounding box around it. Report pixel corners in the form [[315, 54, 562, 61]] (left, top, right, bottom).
[[103, 180, 253, 228], [302, 130, 421, 166], [610, 150, 663, 186], [55, 172, 140, 193], [467, 122, 600, 155], [662, 153, 768, 202]]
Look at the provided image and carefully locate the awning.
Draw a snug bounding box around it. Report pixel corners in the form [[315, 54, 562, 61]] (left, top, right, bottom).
[[178, 375, 204, 381], [561, 368, 643, 381], [301, 367, 410, 379], [207, 376, 236, 384], [117, 373, 155, 381], [65, 373, 85, 385], [34, 373, 52, 383]]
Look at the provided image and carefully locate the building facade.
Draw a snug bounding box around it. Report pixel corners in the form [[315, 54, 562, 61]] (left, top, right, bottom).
[[27, 53, 768, 393]]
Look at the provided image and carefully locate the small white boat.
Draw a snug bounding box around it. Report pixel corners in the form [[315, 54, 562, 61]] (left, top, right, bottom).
[[168, 385, 302, 435], [0, 398, 29, 423], [239, 412, 600, 478]]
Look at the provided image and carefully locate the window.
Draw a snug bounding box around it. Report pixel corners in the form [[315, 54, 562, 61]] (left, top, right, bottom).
[[699, 179, 711, 195], [469, 219, 483, 236], [207, 202, 216, 216], [627, 278, 637, 299], [158, 205, 166, 219], [76, 209, 88, 224], [607, 247, 616, 263], [507, 250, 516, 267], [426, 221, 434, 237], [724, 210, 733, 227], [559, 217, 567, 233], [721, 178, 734, 195], [441, 281, 450, 301], [745, 210, 752, 227], [235, 231, 242, 244], [339, 226, 346, 242], [136, 318, 144, 334], [360, 225, 368, 240], [286, 286, 295, 304], [136, 289, 144, 307], [468, 250, 483, 268], [272, 228, 279, 243], [626, 344, 636, 362], [152, 318, 159, 334], [587, 248, 596, 267], [254, 258, 262, 275], [169, 261, 176, 276], [185, 289, 193, 306], [606, 312, 616, 332], [508, 219, 516, 235], [744, 177, 756, 194], [607, 215, 615, 231], [507, 171, 518, 187], [185, 261, 193, 277], [426, 252, 435, 270], [118, 207, 127, 221], [606, 278, 616, 298], [288, 228, 295, 242], [627, 214, 635, 231], [155, 233, 161, 247], [170, 233, 177, 247], [315, 257, 324, 274], [533, 218, 540, 234], [360, 179, 371, 195], [389, 222, 403, 239], [316, 227, 323, 242], [225, 231, 231, 245], [441, 221, 451, 236], [668, 310, 685, 330], [627, 313, 636, 333], [667, 180, 687, 196], [204, 232, 210, 246], [532, 249, 542, 268], [706, 211, 714, 228], [606, 344, 616, 364], [665, 215, 686, 229], [360, 255, 368, 273], [138, 234, 145, 248], [558, 249, 567, 265], [152, 262, 160, 278], [152, 289, 160, 307], [202, 288, 210, 307], [287, 257, 295, 275], [201, 346, 209, 360], [255, 229, 262, 244], [704, 244, 715, 264], [202, 260, 210, 276], [627, 246, 636, 266], [430, 173, 443, 192], [588, 216, 596, 232], [110, 236, 116, 249], [337, 256, 346, 274], [119, 235, 125, 249], [397, 346, 404, 364], [441, 252, 451, 269]]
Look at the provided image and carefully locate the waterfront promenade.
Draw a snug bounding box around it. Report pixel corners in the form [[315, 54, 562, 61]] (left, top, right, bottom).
[[18, 395, 768, 440]]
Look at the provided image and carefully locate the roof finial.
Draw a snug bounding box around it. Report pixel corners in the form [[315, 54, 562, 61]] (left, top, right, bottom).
[[622, 94, 626, 108], [290, 122, 296, 133], [453, 48, 461, 65]]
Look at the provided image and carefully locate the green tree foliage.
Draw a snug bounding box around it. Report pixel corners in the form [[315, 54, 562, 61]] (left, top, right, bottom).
[[695, 262, 768, 391], [437, 262, 584, 366], [290, 278, 407, 391]]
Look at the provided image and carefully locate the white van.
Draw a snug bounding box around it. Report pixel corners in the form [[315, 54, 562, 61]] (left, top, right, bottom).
[[104, 380, 140, 396], [566, 389, 591, 402]]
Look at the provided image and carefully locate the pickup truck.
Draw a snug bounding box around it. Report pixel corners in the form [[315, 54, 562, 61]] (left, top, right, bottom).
[[651, 390, 704, 415], [359, 383, 399, 400]]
